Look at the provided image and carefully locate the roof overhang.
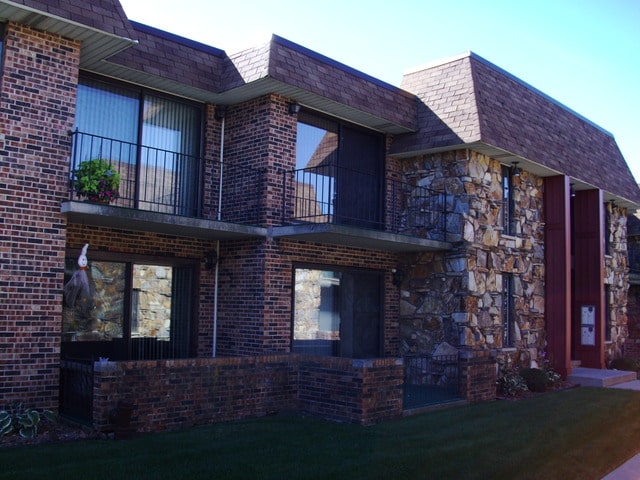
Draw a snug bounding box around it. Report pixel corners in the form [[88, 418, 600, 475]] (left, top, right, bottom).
[[61, 201, 267, 240], [0, 1, 138, 68], [271, 223, 451, 252], [84, 60, 416, 135], [391, 140, 640, 210]]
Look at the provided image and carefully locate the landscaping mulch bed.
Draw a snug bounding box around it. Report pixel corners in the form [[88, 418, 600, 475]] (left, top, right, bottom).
[[0, 420, 101, 449], [496, 380, 578, 401]]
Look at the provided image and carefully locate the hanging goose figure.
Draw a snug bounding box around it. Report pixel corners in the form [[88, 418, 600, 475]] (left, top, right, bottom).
[[63, 243, 94, 316]]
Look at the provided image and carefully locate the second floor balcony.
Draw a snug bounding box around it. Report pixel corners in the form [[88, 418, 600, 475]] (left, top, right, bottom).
[[62, 131, 267, 240], [62, 132, 454, 252], [272, 165, 453, 252]]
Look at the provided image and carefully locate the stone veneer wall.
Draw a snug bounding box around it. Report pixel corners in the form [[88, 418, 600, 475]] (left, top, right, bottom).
[[399, 150, 546, 376], [605, 204, 630, 362]]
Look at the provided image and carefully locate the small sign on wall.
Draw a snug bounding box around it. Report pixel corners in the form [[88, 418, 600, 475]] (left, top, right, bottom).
[[580, 305, 596, 346]]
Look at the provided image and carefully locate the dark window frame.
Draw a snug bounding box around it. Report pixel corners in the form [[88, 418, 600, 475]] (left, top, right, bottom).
[[290, 263, 385, 359], [605, 284, 612, 342], [296, 109, 385, 229], [502, 273, 516, 348], [501, 164, 516, 235], [62, 249, 200, 361], [74, 72, 206, 216]]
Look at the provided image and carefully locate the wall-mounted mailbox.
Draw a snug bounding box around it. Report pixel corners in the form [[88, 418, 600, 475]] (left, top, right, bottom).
[[580, 305, 596, 346]]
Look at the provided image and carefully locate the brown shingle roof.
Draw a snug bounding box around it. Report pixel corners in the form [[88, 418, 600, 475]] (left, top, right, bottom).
[[392, 52, 640, 206], [8, 0, 135, 38], [107, 21, 226, 93]]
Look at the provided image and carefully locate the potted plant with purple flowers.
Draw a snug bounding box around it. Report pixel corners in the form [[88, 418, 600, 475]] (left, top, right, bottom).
[[73, 158, 120, 204]]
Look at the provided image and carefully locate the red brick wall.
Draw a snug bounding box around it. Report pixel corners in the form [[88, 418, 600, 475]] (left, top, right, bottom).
[[0, 23, 80, 409], [92, 354, 404, 432], [215, 94, 400, 357], [298, 356, 404, 425], [216, 238, 399, 356]]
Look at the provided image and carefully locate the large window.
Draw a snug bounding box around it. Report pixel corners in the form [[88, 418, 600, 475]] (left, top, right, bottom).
[[73, 75, 203, 215], [294, 111, 384, 228], [62, 255, 196, 361], [501, 165, 515, 235], [0, 23, 5, 73], [502, 273, 516, 348], [292, 267, 382, 358]]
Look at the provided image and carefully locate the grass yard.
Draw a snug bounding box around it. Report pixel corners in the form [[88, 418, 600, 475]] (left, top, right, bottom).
[[1, 387, 640, 480]]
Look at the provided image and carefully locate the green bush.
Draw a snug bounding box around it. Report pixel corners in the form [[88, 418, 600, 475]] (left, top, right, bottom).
[[496, 368, 528, 397], [73, 158, 120, 203], [0, 403, 57, 439], [519, 367, 548, 393]]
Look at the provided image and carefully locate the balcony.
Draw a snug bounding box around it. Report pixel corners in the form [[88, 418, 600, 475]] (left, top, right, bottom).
[[273, 165, 453, 252], [62, 131, 266, 240]]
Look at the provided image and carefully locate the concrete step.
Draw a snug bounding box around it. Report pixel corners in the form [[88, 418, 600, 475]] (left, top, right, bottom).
[[567, 367, 637, 387]]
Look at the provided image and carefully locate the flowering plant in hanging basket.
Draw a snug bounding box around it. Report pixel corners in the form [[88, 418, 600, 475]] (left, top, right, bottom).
[[73, 158, 120, 204]]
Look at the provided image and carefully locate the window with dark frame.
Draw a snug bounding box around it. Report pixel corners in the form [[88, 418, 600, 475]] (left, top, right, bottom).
[[502, 273, 516, 348], [294, 110, 384, 229], [501, 164, 515, 235], [62, 256, 196, 361], [604, 202, 612, 256], [291, 266, 383, 358], [605, 284, 612, 342], [73, 75, 203, 216], [0, 23, 5, 74]]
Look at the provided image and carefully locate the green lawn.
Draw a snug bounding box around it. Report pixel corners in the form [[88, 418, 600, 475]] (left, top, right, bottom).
[[2, 387, 640, 480]]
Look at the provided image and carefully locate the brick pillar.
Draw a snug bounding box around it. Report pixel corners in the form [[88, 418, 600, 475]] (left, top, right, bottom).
[[458, 349, 497, 402], [0, 23, 80, 409]]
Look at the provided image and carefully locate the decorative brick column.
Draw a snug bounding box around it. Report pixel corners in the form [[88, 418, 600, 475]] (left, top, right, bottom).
[[0, 23, 80, 409]]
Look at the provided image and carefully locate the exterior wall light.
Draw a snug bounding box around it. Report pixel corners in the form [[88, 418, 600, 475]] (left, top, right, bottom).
[[392, 268, 405, 287], [288, 102, 301, 115], [204, 251, 218, 270], [214, 105, 227, 121], [511, 161, 521, 177]]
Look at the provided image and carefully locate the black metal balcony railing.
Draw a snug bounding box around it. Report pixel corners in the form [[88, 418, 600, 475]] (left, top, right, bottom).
[[283, 165, 448, 240], [68, 130, 265, 225]]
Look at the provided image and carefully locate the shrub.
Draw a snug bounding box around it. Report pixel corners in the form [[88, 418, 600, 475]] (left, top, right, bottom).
[[496, 362, 529, 397], [519, 368, 548, 393], [0, 403, 57, 439], [73, 158, 120, 204]]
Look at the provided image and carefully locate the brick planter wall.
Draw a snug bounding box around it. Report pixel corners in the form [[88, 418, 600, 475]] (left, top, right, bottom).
[[458, 350, 497, 402], [298, 356, 404, 425], [92, 354, 404, 432]]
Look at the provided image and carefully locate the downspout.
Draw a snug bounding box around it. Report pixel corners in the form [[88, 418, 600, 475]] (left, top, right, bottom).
[[212, 107, 226, 357]]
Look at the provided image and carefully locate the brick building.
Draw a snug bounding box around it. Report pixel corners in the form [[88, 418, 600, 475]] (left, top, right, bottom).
[[1, 0, 639, 432]]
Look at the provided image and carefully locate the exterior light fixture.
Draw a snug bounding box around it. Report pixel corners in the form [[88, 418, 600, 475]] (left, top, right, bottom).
[[204, 251, 218, 270], [570, 184, 576, 198], [288, 102, 301, 115], [511, 162, 520, 177], [392, 268, 405, 287], [214, 105, 227, 121]]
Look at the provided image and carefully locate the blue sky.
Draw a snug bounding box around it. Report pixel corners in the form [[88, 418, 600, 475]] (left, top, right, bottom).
[[119, 0, 640, 182]]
